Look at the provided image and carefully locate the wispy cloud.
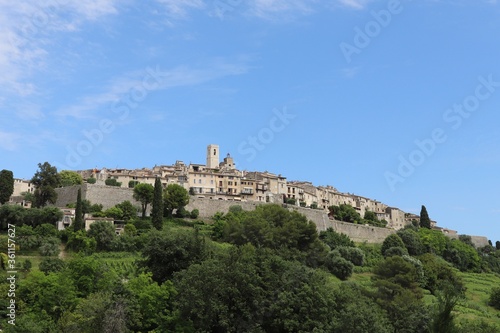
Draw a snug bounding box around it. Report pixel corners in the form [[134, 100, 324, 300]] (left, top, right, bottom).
[[54, 58, 251, 121], [155, 0, 205, 19], [248, 0, 317, 20], [0, 1, 119, 98], [337, 0, 372, 10]]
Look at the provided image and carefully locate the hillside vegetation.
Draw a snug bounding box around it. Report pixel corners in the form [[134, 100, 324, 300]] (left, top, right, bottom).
[[1, 203, 500, 332]]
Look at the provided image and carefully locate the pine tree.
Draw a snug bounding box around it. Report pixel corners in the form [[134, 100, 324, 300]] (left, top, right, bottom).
[[74, 188, 84, 231], [152, 177, 163, 230], [420, 205, 431, 229]]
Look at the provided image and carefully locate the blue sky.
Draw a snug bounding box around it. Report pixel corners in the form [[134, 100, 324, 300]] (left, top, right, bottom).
[[1, 0, 500, 242]]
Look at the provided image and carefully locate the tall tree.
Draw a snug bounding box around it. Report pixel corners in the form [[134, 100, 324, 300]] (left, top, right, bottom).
[[420, 205, 431, 229], [73, 188, 84, 232], [152, 177, 163, 230], [133, 183, 154, 218], [0, 169, 14, 204], [31, 162, 61, 207], [163, 184, 189, 217], [59, 170, 83, 187]]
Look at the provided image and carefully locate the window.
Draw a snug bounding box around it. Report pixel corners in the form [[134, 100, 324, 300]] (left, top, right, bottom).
[[199, 179, 202, 184], [214, 149, 216, 155]]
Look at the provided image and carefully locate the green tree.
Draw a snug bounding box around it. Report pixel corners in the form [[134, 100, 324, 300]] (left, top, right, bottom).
[[116, 200, 137, 221], [128, 180, 139, 188], [87, 221, 116, 251], [163, 184, 189, 217], [381, 233, 406, 256], [73, 188, 84, 232], [140, 229, 206, 283], [133, 183, 154, 218], [319, 227, 355, 250], [38, 237, 60, 256], [87, 177, 97, 184], [104, 178, 121, 187], [431, 282, 464, 333], [328, 204, 361, 223], [59, 170, 83, 187], [31, 162, 61, 207], [397, 228, 424, 256], [420, 205, 431, 229], [0, 169, 14, 204], [152, 177, 163, 230], [39, 257, 66, 274], [489, 287, 500, 310], [104, 206, 124, 220]]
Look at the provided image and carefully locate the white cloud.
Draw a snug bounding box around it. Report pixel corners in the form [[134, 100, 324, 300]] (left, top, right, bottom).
[[337, 0, 371, 10], [54, 58, 251, 120], [0, 1, 119, 98], [155, 0, 205, 19], [248, 0, 317, 20]]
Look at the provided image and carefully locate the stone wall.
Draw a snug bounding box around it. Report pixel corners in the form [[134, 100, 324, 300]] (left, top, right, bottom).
[[55, 184, 141, 211], [55, 189, 490, 247], [185, 197, 394, 244]]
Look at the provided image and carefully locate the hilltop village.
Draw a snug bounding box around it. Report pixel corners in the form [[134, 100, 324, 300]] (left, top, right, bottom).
[[10, 144, 450, 235]]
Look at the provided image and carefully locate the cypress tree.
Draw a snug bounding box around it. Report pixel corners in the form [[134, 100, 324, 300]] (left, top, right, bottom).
[[74, 188, 84, 231], [0, 170, 14, 204], [420, 205, 431, 229], [152, 177, 163, 230]]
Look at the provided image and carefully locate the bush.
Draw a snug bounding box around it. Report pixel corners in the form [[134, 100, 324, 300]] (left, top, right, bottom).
[[384, 246, 408, 257], [319, 228, 355, 250], [489, 287, 500, 310], [39, 257, 66, 274], [175, 206, 189, 218], [87, 177, 96, 184], [190, 209, 199, 219], [381, 234, 405, 256], [105, 178, 121, 187], [334, 246, 365, 266], [326, 253, 353, 280], [38, 237, 60, 256]]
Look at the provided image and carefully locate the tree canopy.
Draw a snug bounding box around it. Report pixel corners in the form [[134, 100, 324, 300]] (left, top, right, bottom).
[[133, 183, 154, 218], [31, 162, 60, 208]]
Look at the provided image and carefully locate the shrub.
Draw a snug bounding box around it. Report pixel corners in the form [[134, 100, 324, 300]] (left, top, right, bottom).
[[190, 209, 200, 219], [489, 287, 500, 310], [381, 234, 405, 256], [326, 253, 353, 280], [334, 246, 365, 266]]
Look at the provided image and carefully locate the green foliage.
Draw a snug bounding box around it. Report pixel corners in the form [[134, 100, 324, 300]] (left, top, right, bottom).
[[325, 253, 353, 280], [319, 227, 355, 249], [173, 245, 338, 332], [87, 221, 116, 251], [87, 177, 96, 184], [23, 259, 32, 271], [443, 239, 481, 272], [59, 170, 83, 187], [190, 208, 199, 219], [286, 197, 296, 205], [418, 227, 450, 256], [384, 246, 408, 257], [175, 206, 189, 218], [397, 228, 424, 256], [488, 287, 500, 310], [163, 184, 189, 218], [39, 257, 66, 274], [128, 180, 139, 188], [152, 177, 163, 230], [66, 255, 119, 297], [133, 183, 154, 218], [74, 188, 84, 232], [328, 204, 361, 223], [334, 246, 365, 266], [331, 284, 392, 333], [66, 230, 97, 254], [140, 228, 207, 283], [18, 270, 78, 322], [38, 236, 60, 256], [364, 210, 377, 221], [125, 273, 176, 332], [31, 162, 60, 207], [458, 234, 475, 248], [104, 178, 121, 187], [0, 169, 14, 204], [104, 206, 123, 220], [310, 202, 318, 209], [420, 205, 431, 229], [418, 253, 463, 295], [381, 233, 406, 256], [431, 281, 465, 333], [115, 200, 137, 221]]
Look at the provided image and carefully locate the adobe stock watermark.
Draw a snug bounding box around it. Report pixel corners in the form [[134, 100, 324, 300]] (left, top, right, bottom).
[[211, 0, 242, 20], [15, 0, 69, 41], [340, 0, 411, 64], [55, 66, 169, 170], [385, 74, 500, 191], [238, 107, 296, 162]]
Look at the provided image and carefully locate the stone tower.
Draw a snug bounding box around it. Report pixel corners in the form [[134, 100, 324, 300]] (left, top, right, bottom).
[[206, 144, 219, 169]]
